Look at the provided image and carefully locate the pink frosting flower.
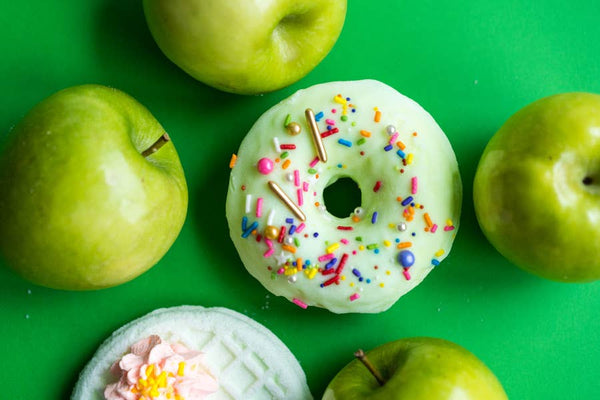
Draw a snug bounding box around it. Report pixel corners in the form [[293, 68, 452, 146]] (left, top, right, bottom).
[[104, 335, 218, 400]]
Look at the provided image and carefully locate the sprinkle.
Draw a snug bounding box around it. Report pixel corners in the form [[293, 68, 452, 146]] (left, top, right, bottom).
[[334, 94, 347, 105], [446, 219, 454, 226], [397, 241, 412, 249], [289, 225, 297, 235], [293, 298, 308, 309], [273, 137, 281, 152], [326, 118, 336, 125], [315, 111, 324, 121], [338, 138, 352, 147], [242, 221, 258, 238], [264, 248, 274, 258], [297, 189, 304, 206], [286, 218, 294, 224], [360, 130, 372, 137], [373, 181, 382, 192], [424, 213, 433, 227], [241, 216, 248, 231], [435, 249, 445, 257], [229, 154, 237, 168], [305, 108, 327, 162], [432, 259, 441, 266], [284, 114, 292, 127], [324, 258, 338, 270], [321, 127, 339, 138], [411, 176, 418, 194], [318, 253, 335, 262], [337, 226, 353, 231], [303, 181, 309, 192], [282, 244, 297, 254], [374, 108, 382, 122], [349, 293, 360, 301], [280, 152, 289, 159], [326, 243, 340, 253], [305, 268, 318, 279], [308, 168, 317, 174], [256, 198, 263, 218], [294, 170, 300, 187], [294, 236, 300, 247], [383, 240, 391, 247], [278, 225, 286, 243], [321, 275, 340, 287], [340, 238, 349, 244], [265, 238, 274, 249], [280, 144, 296, 150], [444, 225, 456, 232], [371, 212, 378, 224], [401, 196, 413, 206], [397, 149, 406, 159], [296, 223, 306, 233], [396, 140, 406, 150], [336, 253, 349, 274], [352, 269, 362, 278], [406, 153, 414, 164], [366, 243, 378, 250], [383, 144, 393, 152], [245, 194, 252, 214], [282, 159, 291, 169], [268, 181, 306, 221], [389, 132, 399, 144], [357, 138, 367, 146], [431, 224, 438, 233], [403, 268, 411, 280], [309, 156, 320, 168]]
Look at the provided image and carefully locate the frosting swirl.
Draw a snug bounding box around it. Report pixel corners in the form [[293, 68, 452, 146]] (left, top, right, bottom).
[[104, 335, 218, 400]]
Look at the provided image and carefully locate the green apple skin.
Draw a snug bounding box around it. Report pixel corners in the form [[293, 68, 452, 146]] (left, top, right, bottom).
[[473, 92, 600, 282], [322, 337, 507, 400], [142, 0, 347, 95], [0, 85, 188, 290]]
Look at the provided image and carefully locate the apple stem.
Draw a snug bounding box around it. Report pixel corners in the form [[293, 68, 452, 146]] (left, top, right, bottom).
[[354, 349, 386, 386], [141, 133, 170, 157]]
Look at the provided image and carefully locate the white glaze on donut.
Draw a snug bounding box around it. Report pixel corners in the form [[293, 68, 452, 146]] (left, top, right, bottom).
[[226, 80, 461, 313]]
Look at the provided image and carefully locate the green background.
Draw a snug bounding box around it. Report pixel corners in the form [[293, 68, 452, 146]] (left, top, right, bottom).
[[1, 1, 599, 398]]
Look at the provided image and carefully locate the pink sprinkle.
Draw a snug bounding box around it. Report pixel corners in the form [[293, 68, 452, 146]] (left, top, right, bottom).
[[297, 189, 304, 206], [303, 181, 309, 192], [411, 176, 418, 194], [431, 224, 438, 233], [444, 225, 455, 231], [340, 238, 349, 244], [318, 253, 335, 262], [296, 223, 306, 233], [331, 109, 337, 113], [326, 118, 336, 125], [265, 238, 273, 249], [277, 268, 285, 275], [373, 181, 382, 192], [294, 170, 300, 187], [309, 156, 319, 168], [389, 132, 399, 144], [403, 268, 411, 280], [256, 198, 263, 217], [293, 298, 308, 309], [350, 293, 360, 302], [263, 248, 274, 258]]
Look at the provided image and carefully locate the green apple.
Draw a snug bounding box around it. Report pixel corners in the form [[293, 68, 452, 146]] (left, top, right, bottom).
[[322, 337, 508, 400], [142, 0, 347, 95], [473, 92, 600, 282], [0, 85, 188, 290]]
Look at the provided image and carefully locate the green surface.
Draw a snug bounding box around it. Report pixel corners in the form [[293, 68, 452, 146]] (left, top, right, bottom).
[[1, 1, 599, 399]]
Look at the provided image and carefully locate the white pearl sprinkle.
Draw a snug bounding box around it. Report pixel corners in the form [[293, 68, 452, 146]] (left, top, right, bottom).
[[386, 125, 396, 135]]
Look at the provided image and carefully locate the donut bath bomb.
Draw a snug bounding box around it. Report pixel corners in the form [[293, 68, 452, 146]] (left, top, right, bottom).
[[72, 306, 312, 400], [226, 80, 462, 314]]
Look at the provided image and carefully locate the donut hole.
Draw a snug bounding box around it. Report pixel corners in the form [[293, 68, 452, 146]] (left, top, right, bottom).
[[323, 177, 362, 219]]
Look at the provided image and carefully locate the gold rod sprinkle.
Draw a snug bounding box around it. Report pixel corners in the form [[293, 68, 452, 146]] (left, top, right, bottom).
[[268, 181, 306, 221], [305, 108, 327, 163]]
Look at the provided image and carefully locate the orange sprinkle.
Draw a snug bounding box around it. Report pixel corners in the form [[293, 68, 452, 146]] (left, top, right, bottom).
[[315, 202, 320, 207], [315, 174, 319, 179], [229, 154, 237, 168], [296, 258, 303, 271], [282, 244, 297, 253], [282, 159, 291, 169], [352, 215, 360, 223], [424, 212, 433, 227], [275, 158, 280, 163], [374, 110, 382, 122], [396, 140, 406, 150], [413, 131, 418, 136], [396, 196, 403, 202], [360, 130, 372, 137], [397, 242, 412, 249]]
